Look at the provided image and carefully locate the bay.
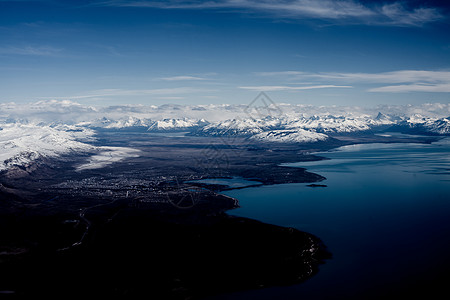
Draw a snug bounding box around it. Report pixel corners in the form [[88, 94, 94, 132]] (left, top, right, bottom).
[[211, 137, 450, 299]]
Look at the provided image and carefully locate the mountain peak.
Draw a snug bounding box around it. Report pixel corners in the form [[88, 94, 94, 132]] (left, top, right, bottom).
[[375, 112, 389, 120]]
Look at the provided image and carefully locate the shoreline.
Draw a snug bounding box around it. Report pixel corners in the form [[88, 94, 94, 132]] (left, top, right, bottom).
[[0, 132, 443, 298], [185, 133, 441, 194], [209, 134, 450, 300]]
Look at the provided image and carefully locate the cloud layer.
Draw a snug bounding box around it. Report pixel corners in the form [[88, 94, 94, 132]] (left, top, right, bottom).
[[257, 70, 450, 93], [160, 75, 207, 81], [99, 0, 444, 26], [239, 85, 352, 91], [2, 100, 449, 126], [0, 45, 63, 56], [316, 70, 450, 93]]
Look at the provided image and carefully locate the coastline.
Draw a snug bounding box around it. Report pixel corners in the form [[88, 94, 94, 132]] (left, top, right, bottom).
[[0, 132, 443, 298], [212, 134, 450, 300]]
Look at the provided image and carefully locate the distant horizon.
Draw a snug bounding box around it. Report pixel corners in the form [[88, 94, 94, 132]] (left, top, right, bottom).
[[1, 99, 449, 125], [2, 97, 450, 109]]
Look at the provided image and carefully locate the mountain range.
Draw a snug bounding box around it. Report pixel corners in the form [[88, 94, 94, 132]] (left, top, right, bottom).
[[1, 101, 449, 171]]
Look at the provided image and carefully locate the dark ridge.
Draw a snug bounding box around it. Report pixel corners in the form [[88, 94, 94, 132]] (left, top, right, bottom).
[[0, 207, 330, 299]]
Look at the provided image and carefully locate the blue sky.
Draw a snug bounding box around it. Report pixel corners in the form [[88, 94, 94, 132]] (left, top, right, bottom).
[[0, 0, 449, 106]]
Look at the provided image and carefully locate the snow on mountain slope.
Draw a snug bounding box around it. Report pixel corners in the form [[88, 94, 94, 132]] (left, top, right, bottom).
[[398, 115, 450, 135], [199, 117, 281, 136], [0, 124, 96, 171], [283, 115, 372, 133], [2, 101, 450, 124], [371, 112, 396, 125], [77, 116, 152, 129], [199, 114, 380, 137], [78, 116, 208, 131], [426, 118, 450, 134], [200, 119, 260, 136], [148, 118, 208, 131], [250, 129, 329, 143], [75, 147, 141, 171], [0, 123, 141, 172], [2, 101, 450, 171]]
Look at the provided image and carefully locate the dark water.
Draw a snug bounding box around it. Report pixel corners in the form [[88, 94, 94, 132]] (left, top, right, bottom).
[[210, 137, 450, 299], [188, 177, 262, 189]]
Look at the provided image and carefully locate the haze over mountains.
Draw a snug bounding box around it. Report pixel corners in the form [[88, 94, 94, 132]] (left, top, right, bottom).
[[1, 100, 449, 171]]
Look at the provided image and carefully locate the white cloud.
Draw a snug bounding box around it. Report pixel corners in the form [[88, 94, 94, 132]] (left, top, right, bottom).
[[156, 96, 185, 100], [99, 0, 444, 26], [369, 83, 450, 93], [239, 85, 352, 91], [2, 100, 450, 127], [0, 45, 63, 56], [313, 70, 450, 93], [43, 87, 215, 100], [380, 3, 442, 26], [255, 71, 306, 77], [312, 70, 450, 84], [160, 75, 207, 81], [257, 70, 450, 93]]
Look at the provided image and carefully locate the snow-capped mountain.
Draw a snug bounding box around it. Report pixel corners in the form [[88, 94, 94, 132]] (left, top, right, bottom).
[[78, 116, 208, 131], [0, 124, 96, 171], [0, 123, 141, 172], [396, 115, 450, 135], [428, 118, 450, 135], [1, 101, 450, 172], [283, 115, 373, 133], [197, 113, 396, 137], [371, 112, 397, 125], [82, 116, 152, 129], [148, 118, 209, 132], [250, 129, 329, 143], [199, 117, 282, 136]]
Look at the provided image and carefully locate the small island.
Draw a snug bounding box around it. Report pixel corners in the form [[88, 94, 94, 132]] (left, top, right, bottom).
[[307, 184, 328, 188]]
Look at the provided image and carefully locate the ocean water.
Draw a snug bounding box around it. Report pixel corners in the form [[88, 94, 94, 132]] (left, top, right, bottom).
[[210, 137, 450, 299]]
